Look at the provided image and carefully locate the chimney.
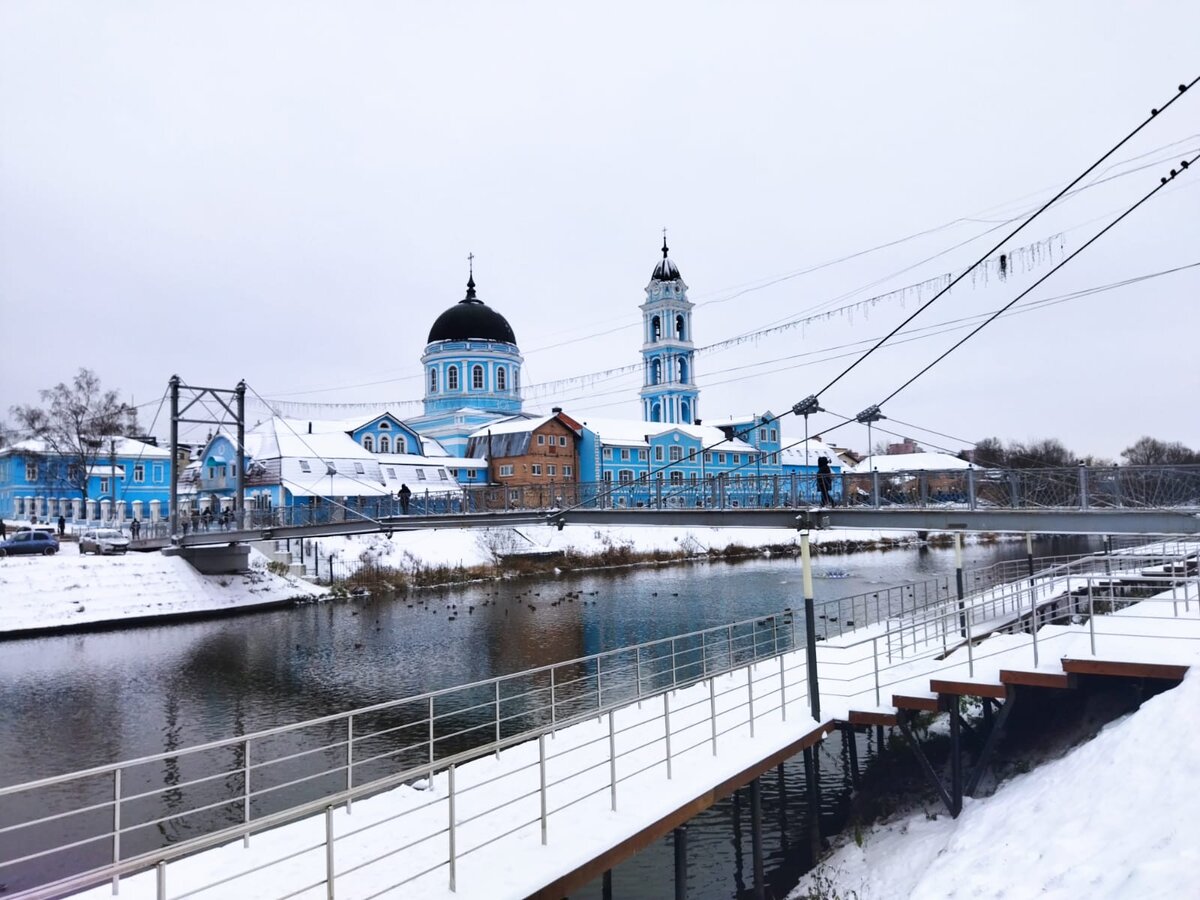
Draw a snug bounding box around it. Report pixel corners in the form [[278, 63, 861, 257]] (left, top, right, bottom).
[[552, 407, 562, 414]]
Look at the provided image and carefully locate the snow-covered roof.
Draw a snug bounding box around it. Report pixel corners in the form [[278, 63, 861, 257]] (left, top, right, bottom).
[[779, 438, 843, 469], [1, 436, 171, 459], [468, 414, 554, 439], [244, 418, 377, 462], [578, 417, 757, 453], [86, 465, 126, 477], [853, 452, 973, 473]]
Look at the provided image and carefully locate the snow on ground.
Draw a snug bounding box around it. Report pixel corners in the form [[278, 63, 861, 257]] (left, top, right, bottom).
[[790, 668, 1200, 900], [0, 544, 325, 636], [319, 523, 936, 573]]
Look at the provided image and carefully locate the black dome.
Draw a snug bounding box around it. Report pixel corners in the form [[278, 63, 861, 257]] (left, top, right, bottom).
[[426, 276, 517, 344], [651, 235, 682, 281]]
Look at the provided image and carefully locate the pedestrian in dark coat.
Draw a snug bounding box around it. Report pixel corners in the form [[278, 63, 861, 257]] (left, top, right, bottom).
[[57, 515, 66, 537], [398, 484, 412, 515], [816, 456, 835, 507]]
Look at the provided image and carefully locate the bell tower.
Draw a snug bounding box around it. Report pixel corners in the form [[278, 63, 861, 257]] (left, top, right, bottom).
[[639, 233, 698, 424]]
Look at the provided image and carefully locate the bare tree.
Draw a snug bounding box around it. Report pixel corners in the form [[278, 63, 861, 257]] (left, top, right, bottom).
[[1121, 436, 1200, 466], [10, 369, 140, 506]]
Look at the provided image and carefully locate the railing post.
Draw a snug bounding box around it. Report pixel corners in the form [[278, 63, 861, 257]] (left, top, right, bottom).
[[955, 533, 966, 639], [671, 638, 678, 688], [495, 681, 502, 759], [325, 805, 335, 900], [1088, 578, 1096, 656], [428, 696, 435, 765], [967, 467, 977, 510], [1030, 575, 1040, 667], [779, 654, 787, 721], [635, 647, 642, 707], [447, 765, 457, 892], [664, 692, 673, 779], [872, 637, 881, 706], [727, 624, 734, 669], [871, 470, 880, 509], [746, 666, 756, 737], [112, 768, 121, 895], [965, 603, 975, 677], [539, 734, 548, 844], [155, 861, 166, 900], [243, 739, 251, 847], [1078, 464, 1089, 510], [550, 667, 558, 734], [608, 710, 618, 810], [346, 716, 354, 814], [709, 678, 718, 754], [802, 531, 821, 721]]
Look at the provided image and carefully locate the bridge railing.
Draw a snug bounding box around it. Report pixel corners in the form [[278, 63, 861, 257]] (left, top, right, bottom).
[[5, 548, 1197, 899]]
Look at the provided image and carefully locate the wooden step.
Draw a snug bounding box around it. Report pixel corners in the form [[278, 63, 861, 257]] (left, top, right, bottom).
[[892, 693, 941, 712], [1061, 659, 1189, 681], [1000, 669, 1075, 690], [929, 679, 1007, 699], [845, 709, 898, 727]]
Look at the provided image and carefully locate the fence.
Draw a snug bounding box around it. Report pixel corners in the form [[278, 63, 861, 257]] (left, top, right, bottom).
[[3, 546, 1197, 899]]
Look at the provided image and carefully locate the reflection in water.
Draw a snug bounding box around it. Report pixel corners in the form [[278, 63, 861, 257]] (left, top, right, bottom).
[[0, 537, 1094, 896]]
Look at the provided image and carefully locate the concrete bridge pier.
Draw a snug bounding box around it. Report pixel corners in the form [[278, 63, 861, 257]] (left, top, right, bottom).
[[163, 543, 252, 574]]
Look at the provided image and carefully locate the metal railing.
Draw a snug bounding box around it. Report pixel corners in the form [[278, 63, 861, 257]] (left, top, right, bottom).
[[3, 547, 1196, 899]]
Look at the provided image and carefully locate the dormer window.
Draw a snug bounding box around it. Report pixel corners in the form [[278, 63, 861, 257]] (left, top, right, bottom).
[[299, 460, 312, 473], [378, 421, 391, 430], [363, 435, 375, 452]]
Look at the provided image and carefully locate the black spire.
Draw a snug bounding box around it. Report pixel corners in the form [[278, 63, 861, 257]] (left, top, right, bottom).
[[662, 230, 669, 259], [464, 252, 478, 303]]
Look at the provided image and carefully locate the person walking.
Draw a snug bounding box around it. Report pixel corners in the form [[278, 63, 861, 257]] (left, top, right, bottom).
[[0, 518, 7, 540], [816, 456, 835, 507], [130, 518, 141, 540], [398, 483, 412, 515]]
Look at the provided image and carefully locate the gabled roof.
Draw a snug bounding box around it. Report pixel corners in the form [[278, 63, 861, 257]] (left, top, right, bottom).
[[0, 436, 171, 459], [577, 417, 758, 454], [780, 438, 843, 469], [853, 452, 974, 473]]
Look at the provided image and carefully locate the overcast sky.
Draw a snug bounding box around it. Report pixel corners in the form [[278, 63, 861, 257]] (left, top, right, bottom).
[[2, 2, 1197, 459]]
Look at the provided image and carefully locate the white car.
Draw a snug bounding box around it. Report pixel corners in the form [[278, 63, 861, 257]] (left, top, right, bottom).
[[79, 528, 131, 555]]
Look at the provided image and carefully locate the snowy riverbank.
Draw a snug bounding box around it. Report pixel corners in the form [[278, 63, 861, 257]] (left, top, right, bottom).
[[0, 544, 326, 637], [790, 669, 1200, 900]]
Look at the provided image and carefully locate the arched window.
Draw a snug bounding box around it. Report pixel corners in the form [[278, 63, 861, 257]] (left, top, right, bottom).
[[472, 365, 484, 390], [681, 400, 691, 424], [396, 437, 406, 453], [447, 366, 459, 390], [651, 402, 662, 422], [378, 421, 391, 430], [379, 435, 390, 453], [651, 315, 661, 341], [363, 435, 375, 452], [514, 369, 520, 392], [497, 367, 507, 391], [429, 368, 438, 393], [676, 314, 685, 340], [651, 359, 662, 385], [677, 358, 688, 383]]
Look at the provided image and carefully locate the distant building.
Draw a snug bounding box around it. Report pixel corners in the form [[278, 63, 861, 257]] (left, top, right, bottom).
[[0, 436, 172, 524], [466, 410, 583, 507], [886, 437, 923, 455]]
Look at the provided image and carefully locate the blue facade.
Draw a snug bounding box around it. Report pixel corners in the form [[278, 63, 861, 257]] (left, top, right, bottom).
[[639, 238, 699, 425], [0, 438, 172, 523], [347, 414, 423, 456]]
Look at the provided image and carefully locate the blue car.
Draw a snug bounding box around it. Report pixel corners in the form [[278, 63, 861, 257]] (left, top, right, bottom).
[[0, 530, 59, 557]]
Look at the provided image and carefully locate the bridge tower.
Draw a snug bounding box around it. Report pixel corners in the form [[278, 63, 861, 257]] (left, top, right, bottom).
[[639, 235, 698, 424]]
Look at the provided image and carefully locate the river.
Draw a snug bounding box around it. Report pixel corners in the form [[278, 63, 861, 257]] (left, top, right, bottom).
[[0, 535, 1093, 897]]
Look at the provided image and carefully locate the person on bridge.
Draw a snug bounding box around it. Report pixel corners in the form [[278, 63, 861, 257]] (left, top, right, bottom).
[[816, 456, 835, 507], [398, 484, 412, 515], [57, 515, 66, 537]]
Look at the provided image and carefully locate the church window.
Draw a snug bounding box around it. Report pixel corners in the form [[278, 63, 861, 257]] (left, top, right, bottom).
[[378, 421, 391, 430], [429, 368, 438, 393], [497, 367, 507, 391], [448, 366, 459, 390], [677, 358, 688, 382], [651, 402, 662, 423], [514, 369, 520, 392], [379, 435, 390, 453], [651, 316, 661, 341], [472, 365, 484, 390], [363, 435, 374, 452], [396, 437, 406, 453], [681, 400, 691, 423], [651, 359, 661, 385], [676, 314, 685, 339]]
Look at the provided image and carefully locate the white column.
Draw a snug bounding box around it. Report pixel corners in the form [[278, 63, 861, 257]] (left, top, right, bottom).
[[99, 499, 111, 522], [149, 499, 161, 523], [72, 498, 82, 520], [115, 501, 126, 524], [132, 500, 143, 520], [86, 498, 97, 521]]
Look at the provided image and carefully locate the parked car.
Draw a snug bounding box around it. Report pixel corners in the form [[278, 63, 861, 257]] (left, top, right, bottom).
[[0, 531, 60, 557], [79, 528, 131, 555]]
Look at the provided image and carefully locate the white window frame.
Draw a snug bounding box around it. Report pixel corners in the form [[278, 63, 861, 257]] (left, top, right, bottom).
[[133, 463, 145, 484], [669, 446, 682, 462], [603, 470, 613, 482], [100, 477, 110, 493], [448, 366, 459, 390], [654, 446, 664, 461], [416, 469, 427, 481], [537, 435, 545, 445], [497, 367, 507, 391], [354, 462, 366, 474], [558, 436, 567, 446], [531, 464, 542, 476], [621, 449, 630, 462], [379, 435, 390, 453], [499, 464, 514, 477], [299, 459, 312, 473], [25, 461, 37, 481], [472, 365, 484, 390], [547, 464, 556, 476], [618, 470, 634, 484], [564, 465, 573, 476], [363, 435, 374, 452], [429, 368, 438, 393], [153, 463, 164, 483]]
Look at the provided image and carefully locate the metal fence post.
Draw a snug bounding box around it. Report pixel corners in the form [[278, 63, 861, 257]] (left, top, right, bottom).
[[801, 531, 821, 721], [664, 693, 673, 779], [671, 638, 678, 688], [112, 768, 121, 894], [550, 667, 558, 735], [448, 765, 457, 892], [709, 678, 718, 755], [155, 861, 166, 900], [872, 638, 881, 706], [346, 716, 354, 814], [1088, 578, 1096, 656], [779, 654, 787, 721], [635, 647, 643, 707], [495, 681, 502, 759], [325, 805, 335, 900], [746, 666, 755, 737], [539, 734, 548, 844], [727, 624, 735, 669], [428, 696, 435, 765], [243, 739, 251, 847], [609, 711, 618, 810]]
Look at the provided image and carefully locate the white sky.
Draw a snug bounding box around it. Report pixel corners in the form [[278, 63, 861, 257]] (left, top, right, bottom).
[[2, 1, 1197, 459]]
